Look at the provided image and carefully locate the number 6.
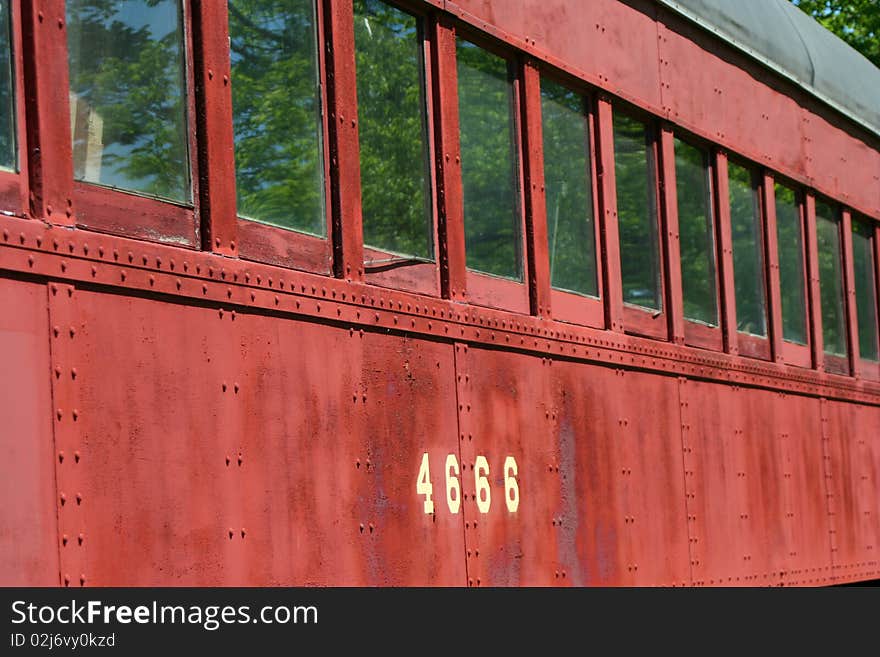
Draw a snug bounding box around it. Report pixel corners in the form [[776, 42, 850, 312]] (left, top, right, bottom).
[[445, 454, 461, 514], [474, 456, 491, 513], [504, 456, 519, 513]]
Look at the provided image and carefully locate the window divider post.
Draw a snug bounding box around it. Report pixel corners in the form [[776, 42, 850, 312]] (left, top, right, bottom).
[[840, 209, 859, 375], [804, 192, 824, 369], [520, 60, 550, 319], [713, 150, 738, 355], [431, 15, 466, 302], [21, 0, 73, 224], [192, 0, 237, 256], [659, 126, 684, 345], [595, 97, 623, 333], [324, 0, 364, 282]]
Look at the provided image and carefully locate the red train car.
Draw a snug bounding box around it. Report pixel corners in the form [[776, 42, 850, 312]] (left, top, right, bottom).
[[1, 0, 878, 587]]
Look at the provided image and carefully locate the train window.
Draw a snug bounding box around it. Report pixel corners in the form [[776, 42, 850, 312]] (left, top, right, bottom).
[[774, 184, 807, 345], [456, 38, 521, 280], [728, 162, 767, 337], [613, 113, 661, 311], [230, 0, 324, 236], [815, 201, 847, 357], [852, 217, 878, 361], [0, 0, 13, 171], [674, 138, 717, 326], [67, 0, 190, 203], [354, 0, 431, 260], [540, 78, 597, 297]]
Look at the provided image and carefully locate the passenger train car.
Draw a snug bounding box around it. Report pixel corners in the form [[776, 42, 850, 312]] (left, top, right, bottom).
[[0, 0, 878, 586]]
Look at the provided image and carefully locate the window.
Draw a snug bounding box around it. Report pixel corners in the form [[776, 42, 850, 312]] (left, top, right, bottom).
[[674, 138, 717, 326], [540, 77, 597, 297], [728, 162, 767, 337], [67, 0, 190, 202], [815, 201, 847, 358], [774, 183, 807, 345], [354, 0, 431, 260], [852, 217, 879, 362], [230, 0, 324, 235], [0, 0, 13, 171], [613, 113, 660, 311], [456, 37, 520, 280]]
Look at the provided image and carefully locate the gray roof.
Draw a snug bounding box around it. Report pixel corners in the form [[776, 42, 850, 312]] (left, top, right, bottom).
[[655, 0, 880, 139]]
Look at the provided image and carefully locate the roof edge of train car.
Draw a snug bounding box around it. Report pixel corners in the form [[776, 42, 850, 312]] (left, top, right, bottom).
[[655, 0, 880, 140]]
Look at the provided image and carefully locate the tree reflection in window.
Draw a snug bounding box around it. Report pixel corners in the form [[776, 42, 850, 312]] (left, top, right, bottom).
[[354, 0, 431, 259], [457, 38, 521, 280], [728, 162, 767, 336], [540, 78, 597, 297], [774, 184, 807, 344], [674, 138, 717, 326], [815, 201, 847, 356], [852, 217, 879, 361], [230, 0, 324, 235], [67, 0, 190, 202], [613, 113, 661, 311]]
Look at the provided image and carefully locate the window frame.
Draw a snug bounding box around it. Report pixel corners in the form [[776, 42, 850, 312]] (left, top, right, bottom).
[[227, 0, 335, 275], [720, 154, 771, 361], [812, 195, 849, 375], [355, 0, 440, 296], [0, 0, 27, 217], [845, 212, 880, 381], [611, 103, 668, 341], [762, 173, 812, 368], [668, 130, 723, 352], [533, 66, 604, 328], [450, 24, 530, 314], [63, 0, 201, 247]]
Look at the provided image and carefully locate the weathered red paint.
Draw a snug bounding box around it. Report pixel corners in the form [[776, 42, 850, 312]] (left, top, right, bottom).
[[0, 279, 58, 585], [0, 0, 878, 589]]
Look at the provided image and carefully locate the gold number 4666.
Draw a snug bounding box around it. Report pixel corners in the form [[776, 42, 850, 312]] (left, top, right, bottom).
[[417, 452, 519, 515]]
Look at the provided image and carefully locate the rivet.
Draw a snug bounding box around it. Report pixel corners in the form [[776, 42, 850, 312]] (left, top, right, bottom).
[[228, 529, 234, 539], [62, 534, 69, 546]]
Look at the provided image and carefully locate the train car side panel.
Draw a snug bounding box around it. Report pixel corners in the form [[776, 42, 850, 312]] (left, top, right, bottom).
[[72, 290, 464, 586], [0, 278, 58, 586]]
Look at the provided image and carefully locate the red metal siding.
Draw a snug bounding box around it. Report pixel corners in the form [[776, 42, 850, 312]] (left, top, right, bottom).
[[457, 346, 688, 587], [0, 278, 58, 585], [821, 399, 880, 583], [71, 290, 463, 585]]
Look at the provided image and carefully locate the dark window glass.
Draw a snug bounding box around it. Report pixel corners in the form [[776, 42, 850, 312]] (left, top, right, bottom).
[[815, 202, 847, 356], [540, 78, 597, 297], [456, 38, 520, 280], [67, 0, 189, 202], [0, 0, 14, 170], [613, 113, 660, 310], [774, 184, 807, 344], [728, 163, 767, 336], [852, 218, 878, 361], [230, 0, 324, 235], [355, 0, 431, 259], [675, 138, 717, 325]]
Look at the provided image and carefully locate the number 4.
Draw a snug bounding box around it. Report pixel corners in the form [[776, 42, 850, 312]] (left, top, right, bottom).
[[417, 452, 434, 514]]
